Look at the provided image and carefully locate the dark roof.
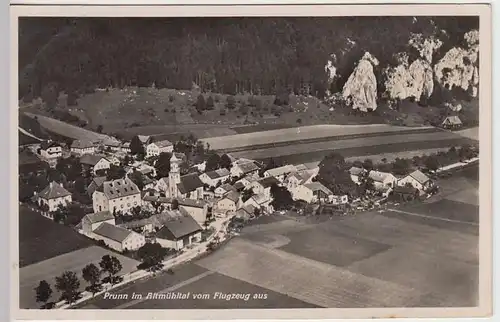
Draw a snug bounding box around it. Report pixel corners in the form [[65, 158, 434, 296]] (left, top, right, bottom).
[[218, 183, 234, 192], [236, 161, 259, 174], [155, 212, 203, 240], [91, 176, 107, 187], [222, 191, 240, 203], [80, 154, 109, 166], [142, 194, 207, 208], [233, 182, 245, 191], [394, 186, 417, 194], [97, 178, 141, 199], [257, 176, 280, 188], [83, 211, 114, 224], [37, 182, 71, 200], [177, 173, 204, 194], [40, 141, 61, 150], [150, 139, 173, 148], [93, 222, 132, 243]]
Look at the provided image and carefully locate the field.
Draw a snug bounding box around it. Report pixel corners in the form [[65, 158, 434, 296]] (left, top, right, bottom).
[[19, 206, 95, 267], [20, 246, 140, 309]]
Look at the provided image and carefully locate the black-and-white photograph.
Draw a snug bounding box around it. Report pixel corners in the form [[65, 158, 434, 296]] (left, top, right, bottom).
[[13, 5, 491, 318]]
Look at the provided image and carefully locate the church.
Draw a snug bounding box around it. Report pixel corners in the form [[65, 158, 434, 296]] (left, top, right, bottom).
[[166, 153, 205, 200]]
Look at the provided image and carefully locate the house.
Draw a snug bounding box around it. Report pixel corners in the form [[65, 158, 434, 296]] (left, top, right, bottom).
[[292, 182, 334, 203], [285, 171, 316, 191], [87, 176, 107, 197], [92, 222, 145, 252], [120, 142, 131, 153], [232, 181, 246, 192], [142, 175, 156, 190], [38, 141, 62, 159], [234, 205, 257, 221], [80, 154, 111, 175], [442, 115, 463, 130], [155, 177, 169, 193], [104, 140, 121, 152], [142, 194, 209, 226], [168, 154, 204, 200], [92, 178, 142, 214], [264, 165, 297, 182], [214, 183, 235, 198], [106, 155, 121, 166], [243, 193, 273, 214], [154, 211, 203, 251], [127, 163, 157, 178], [199, 168, 231, 187], [398, 170, 433, 195], [146, 140, 174, 158], [251, 176, 280, 200], [391, 185, 419, 202], [234, 177, 253, 189], [70, 140, 96, 156], [368, 170, 398, 191], [215, 191, 240, 215], [349, 166, 366, 184], [81, 211, 116, 235], [230, 160, 260, 178], [35, 181, 72, 213]]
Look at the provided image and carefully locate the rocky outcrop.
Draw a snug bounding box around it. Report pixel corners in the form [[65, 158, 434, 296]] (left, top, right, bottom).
[[342, 52, 379, 112], [383, 53, 434, 102], [434, 29, 479, 97]]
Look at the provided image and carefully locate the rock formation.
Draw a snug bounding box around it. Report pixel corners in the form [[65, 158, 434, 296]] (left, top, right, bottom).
[[342, 52, 379, 112], [434, 29, 479, 97]]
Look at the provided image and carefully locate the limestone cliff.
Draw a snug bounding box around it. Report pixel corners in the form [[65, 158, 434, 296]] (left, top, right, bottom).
[[342, 52, 379, 112]]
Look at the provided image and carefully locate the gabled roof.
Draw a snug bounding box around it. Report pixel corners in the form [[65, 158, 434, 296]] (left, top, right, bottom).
[[155, 211, 203, 240], [205, 168, 230, 179], [80, 154, 109, 166], [93, 222, 132, 243], [235, 161, 259, 174], [256, 176, 280, 189], [138, 135, 151, 144], [250, 193, 270, 205], [233, 182, 245, 191], [217, 183, 234, 193], [90, 176, 107, 187], [71, 139, 95, 149], [37, 181, 71, 200], [303, 182, 333, 195], [368, 170, 394, 183], [177, 173, 204, 194], [222, 191, 240, 203], [98, 178, 141, 199], [149, 139, 173, 148], [265, 165, 297, 177], [83, 211, 114, 224], [443, 115, 462, 125], [40, 141, 61, 150], [349, 166, 365, 176], [408, 170, 431, 185], [394, 185, 417, 194]]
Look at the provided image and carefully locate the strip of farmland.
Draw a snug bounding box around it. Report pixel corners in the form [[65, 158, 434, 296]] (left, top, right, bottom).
[[199, 124, 435, 151]]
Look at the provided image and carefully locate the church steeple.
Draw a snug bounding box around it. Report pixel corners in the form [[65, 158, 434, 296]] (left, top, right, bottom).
[[169, 153, 182, 198]]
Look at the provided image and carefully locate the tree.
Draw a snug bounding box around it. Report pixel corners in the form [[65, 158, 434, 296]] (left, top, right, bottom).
[[99, 255, 123, 285], [34, 280, 53, 309], [362, 158, 374, 171], [196, 94, 206, 113], [41, 82, 59, 110], [206, 96, 215, 110], [155, 152, 172, 178], [55, 156, 82, 182], [55, 271, 81, 305], [106, 164, 126, 180], [424, 155, 440, 171], [82, 263, 102, 296], [205, 153, 221, 172], [392, 158, 411, 175], [130, 135, 145, 157], [270, 184, 293, 211], [52, 202, 86, 226], [317, 152, 358, 197], [171, 199, 179, 210], [226, 95, 236, 110], [137, 243, 169, 272], [219, 154, 232, 170], [96, 125, 103, 133], [128, 170, 145, 190], [52, 204, 69, 224]]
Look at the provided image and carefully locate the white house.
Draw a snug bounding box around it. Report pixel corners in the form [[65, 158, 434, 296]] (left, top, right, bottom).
[[142, 194, 209, 226], [230, 160, 260, 178], [243, 193, 273, 214], [398, 170, 433, 195], [92, 222, 145, 252], [81, 211, 116, 235], [154, 211, 203, 251], [349, 166, 366, 184], [264, 165, 297, 183], [35, 181, 72, 213], [215, 191, 240, 215], [38, 141, 62, 159], [285, 171, 316, 191], [92, 178, 142, 214], [291, 182, 333, 203], [234, 177, 253, 189], [199, 168, 230, 187], [214, 183, 234, 198], [442, 115, 463, 130], [251, 176, 280, 200], [146, 140, 174, 158], [80, 154, 111, 175], [368, 170, 398, 191], [70, 140, 96, 156], [120, 142, 131, 153]]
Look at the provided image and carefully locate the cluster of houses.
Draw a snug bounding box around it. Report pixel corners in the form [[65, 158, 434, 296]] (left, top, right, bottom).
[[25, 133, 435, 255]]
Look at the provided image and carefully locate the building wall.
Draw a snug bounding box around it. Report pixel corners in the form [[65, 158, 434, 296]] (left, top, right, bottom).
[[398, 176, 426, 193], [217, 199, 237, 213], [42, 194, 72, 212], [147, 144, 174, 158], [71, 147, 95, 155], [92, 191, 109, 213], [157, 237, 184, 250], [40, 146, 62, 159], [109, 193, 142, 214], [292, 186, 314, 203], [94, 159, 111, 174], [91, 233, 124, 252], [180, 205, 206, 226], [122, 232, 146, 251]]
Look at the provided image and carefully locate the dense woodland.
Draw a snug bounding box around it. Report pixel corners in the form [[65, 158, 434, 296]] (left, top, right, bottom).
[[19, 17, 478, 102]]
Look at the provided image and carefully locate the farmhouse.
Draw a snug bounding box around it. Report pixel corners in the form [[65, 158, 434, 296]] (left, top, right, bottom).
[[251, 176, 280, 200], [92, 222, 145, 252], [81, 211, 116, 235], [285, 171, 315, 191], [215, 191, 240, 215], [292, 182, 334, 203], [214, 183, 235, 198], [398, 170, 433, 195], [264, 165, 297, 182], [70, 140, 96, 156], [230, 160, 259, 178], [368, 170, 398, 191], [154, 211, 203, 251], [35, 181, 72, 212], [87, 176, 107, 197], [349, 166, 366, 184], [146, 140, 174, 158], [442, 115, 463, 130], [243, 193, 273, 214], [234, 204, 257, 221], [142, 194, 209, 226], [38, 141, 62, 159], [199, 168, 231, 187], [92, 178, 141, 214], [80, 154, 111, 175], [104, 140, 121, 152]]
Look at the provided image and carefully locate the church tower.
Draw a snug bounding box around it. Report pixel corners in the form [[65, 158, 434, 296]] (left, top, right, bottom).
[[169, 153, 182, 198]]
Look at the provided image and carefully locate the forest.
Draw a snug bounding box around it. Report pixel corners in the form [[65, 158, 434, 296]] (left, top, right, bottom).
[[19, 16, 478, 102]]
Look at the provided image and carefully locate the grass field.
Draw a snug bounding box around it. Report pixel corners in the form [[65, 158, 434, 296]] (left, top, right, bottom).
[[19, 206, 95, 268], [20, 245, 140, 309]]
